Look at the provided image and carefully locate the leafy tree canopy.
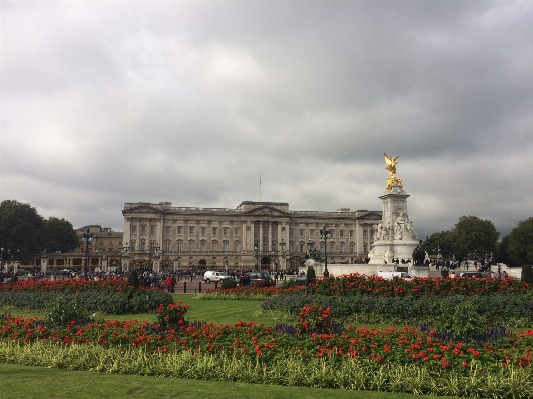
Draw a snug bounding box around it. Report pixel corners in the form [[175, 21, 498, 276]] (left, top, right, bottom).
[[450, 215, 499, 261], [43, 217, 79, 253], [426, 231, 454, 259], [0, 200, 45, 259], [506, 216, 533, 266]]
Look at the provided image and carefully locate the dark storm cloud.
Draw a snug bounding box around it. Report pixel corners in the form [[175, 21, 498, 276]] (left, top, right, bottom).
[[1, 0, 532, 241]]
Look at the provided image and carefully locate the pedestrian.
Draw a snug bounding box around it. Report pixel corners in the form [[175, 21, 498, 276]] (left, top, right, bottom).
[[165, 274, 173, 293]]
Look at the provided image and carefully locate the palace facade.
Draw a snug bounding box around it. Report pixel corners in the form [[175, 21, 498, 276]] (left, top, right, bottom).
[[122, 201, 381, 271]]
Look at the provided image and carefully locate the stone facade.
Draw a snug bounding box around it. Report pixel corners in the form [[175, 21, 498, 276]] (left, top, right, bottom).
[[122, 201, 382, 271]]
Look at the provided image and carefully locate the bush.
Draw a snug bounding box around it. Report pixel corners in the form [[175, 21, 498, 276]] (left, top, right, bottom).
[[522, 265, 533, 286], [156, 301, 189, 329], [221, 279, 237, 290], [281, 279, 295, 289], [45, 294, 89, 326], [9, 274, 18, 283], [306, 266, 316, 285], [127, 270, 140, 288]]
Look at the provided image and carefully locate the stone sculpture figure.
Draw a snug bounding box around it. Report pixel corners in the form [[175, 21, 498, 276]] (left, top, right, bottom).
[[394, 212, 414, 240]]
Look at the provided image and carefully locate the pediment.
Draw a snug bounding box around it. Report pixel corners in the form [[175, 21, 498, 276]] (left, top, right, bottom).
[[124, 204, 162, 214], [242, 205, 290, 217], [359, 211, 383, 220]]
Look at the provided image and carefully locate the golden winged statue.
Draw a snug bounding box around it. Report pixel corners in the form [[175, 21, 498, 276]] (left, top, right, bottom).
[[384, 153, 403, 191]]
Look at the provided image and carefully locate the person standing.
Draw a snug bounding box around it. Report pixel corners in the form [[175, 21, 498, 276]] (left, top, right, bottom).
[[165, 274, 173, 293]]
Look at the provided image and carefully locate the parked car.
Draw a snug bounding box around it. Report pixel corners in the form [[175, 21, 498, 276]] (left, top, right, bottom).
[[244, 271, 275, 287], [203, 271, 232, 284], [293, 275, 307, 286], [459, 271, 486, 278], [377, 272, 413, 280]]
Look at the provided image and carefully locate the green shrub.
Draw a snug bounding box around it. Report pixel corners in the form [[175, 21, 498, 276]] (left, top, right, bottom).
[[126, 269, 140, 288], [306, 266, 316, 285], [45, 294, 89, 326], [522, 265, 533, 286], [433, 299, 486, 335], [221, 279, 237, 290], [281, 279, 295, 289], [9, 274, 18, 283]]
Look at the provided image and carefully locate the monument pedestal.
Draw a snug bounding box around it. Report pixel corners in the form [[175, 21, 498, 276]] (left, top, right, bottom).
[[368, 183, 423, 266]]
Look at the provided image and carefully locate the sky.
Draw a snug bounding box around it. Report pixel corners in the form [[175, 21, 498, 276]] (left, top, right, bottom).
[[1, 1, 532, 241]]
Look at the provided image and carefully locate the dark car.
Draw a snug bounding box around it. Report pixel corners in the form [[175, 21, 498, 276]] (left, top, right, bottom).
[[245, 271, 275, 287], [294, 275, 307, 286], [459, 271, 486, 278]]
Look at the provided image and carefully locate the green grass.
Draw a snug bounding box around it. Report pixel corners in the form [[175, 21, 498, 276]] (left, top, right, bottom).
[[0, 363, 459, 399]]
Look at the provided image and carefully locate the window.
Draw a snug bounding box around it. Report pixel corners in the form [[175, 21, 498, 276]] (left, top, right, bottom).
[[165, 242, 170, 252], [320, 242, 325, 251], [263, 242, 268, 252], [165, 226, 171, 235], [299, 243, 304, 252], [289, 243, 294, 252], [340, 243, 345, 253], [177, 241, 183, 252], [130, 241, 136, 251], [363, 231, 367, 238], [177, 226, 182, 235], [350, 244, 354, 253], [212, 242, 217, 252], [212, 227, 217, 236], [200, 242, 206, 252], [108, 241, 113, 245], [234, 228, 239, 236], [140, 241, 146, 251], [223, 242, 229, 252], [299, 229, 304, 238], [223, 227, 229, 236], [188, 241, 194, 251], [189, 227, 194, 235], [272, 243, 277, 252], [234, 242, 240, 252], [350, 230, 354, 238], [131, 226, 137, 234], [141, 225, 146, 234], [150, 226, 155, 234], [201, 227, 206, 236], [99, 241, 104, 245], [310, 229, 315, 238], [289, 229, 294, 238], [330, 242, 335, 252], [340, 230, 344, 238], [150, 241, 155, 251]]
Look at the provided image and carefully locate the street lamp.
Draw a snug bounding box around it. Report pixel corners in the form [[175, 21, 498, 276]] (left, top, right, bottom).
[[320, 226, 332, 277], [224, 253, 228, 273], [82, 229, 93, 275], [254, 241, 260, 270], [279, 239, 287, 271]]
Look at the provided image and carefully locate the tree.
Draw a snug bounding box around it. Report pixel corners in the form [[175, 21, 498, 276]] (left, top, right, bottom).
[[506, 216, 533, 266], [450, 216, 499, 262], [0, 200, 45, 260], [43, 217, 79, 253], [426, 231, 454, 259]]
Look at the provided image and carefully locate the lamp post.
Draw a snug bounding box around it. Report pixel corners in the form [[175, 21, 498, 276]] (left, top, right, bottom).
[[320, 226, 332, 277], [279, 239, 287, 271], [121, 243, 129, 273], [254, 242, 260, 270], [1, 246, 10, 274], [224, 253, 228, 274], [82, 229, 93, 275]]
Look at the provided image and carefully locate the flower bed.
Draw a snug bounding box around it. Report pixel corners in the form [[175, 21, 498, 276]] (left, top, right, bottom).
[[305, 273, 530, 297], [2, 302, 533, 397], [0, 279, 173, 314], [262, 293, 533, 327]]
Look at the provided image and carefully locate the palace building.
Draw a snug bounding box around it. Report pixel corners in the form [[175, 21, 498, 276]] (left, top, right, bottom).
[[122, 201, 381, 271]]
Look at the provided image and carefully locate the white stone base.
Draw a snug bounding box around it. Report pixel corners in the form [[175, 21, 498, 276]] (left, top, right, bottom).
[[299, 262, 429, 278]]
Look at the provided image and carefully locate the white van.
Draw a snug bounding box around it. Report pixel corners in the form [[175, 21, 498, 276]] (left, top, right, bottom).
[[377, 272, 413, 280], [203, 271, 232, 284]]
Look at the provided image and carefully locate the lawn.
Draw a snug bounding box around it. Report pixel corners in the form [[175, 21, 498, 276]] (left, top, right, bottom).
[[0, 363, 460, 399]]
